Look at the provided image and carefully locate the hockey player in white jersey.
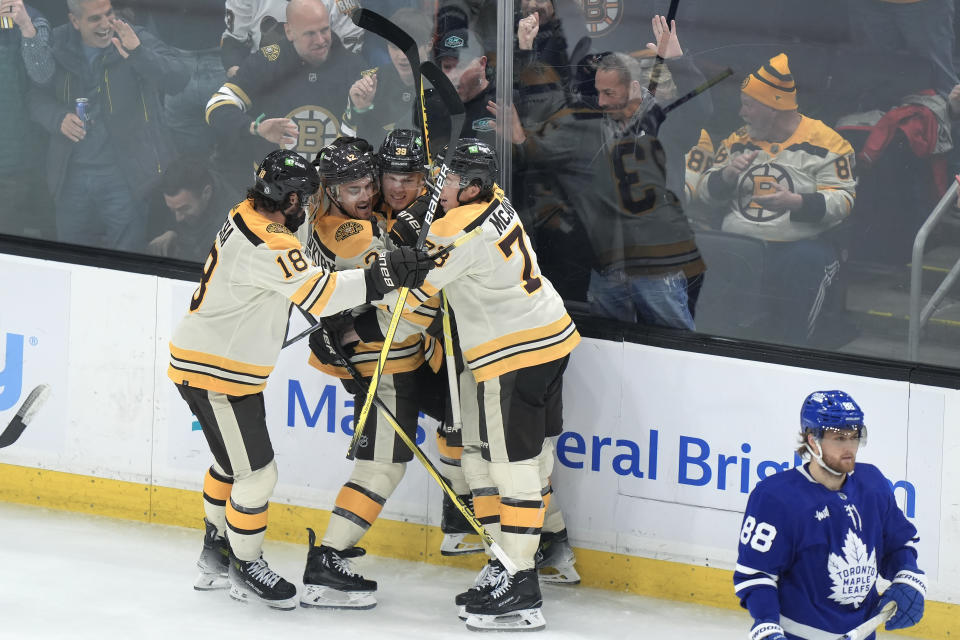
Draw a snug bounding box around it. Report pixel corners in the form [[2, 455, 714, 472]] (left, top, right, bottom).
[[385, 140, 581, 631], [734, 391, 925, 639], [168, 149, 434, 610], [297, 135, 450, 609]]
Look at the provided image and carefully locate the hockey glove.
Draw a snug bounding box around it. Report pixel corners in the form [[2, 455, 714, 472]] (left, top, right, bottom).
[[364, 246, 434, 299], [308, 313, 357, 366], [749, 620, 786, 640], [308, 323, 345, 367], [389, 209, 422, 248], [875, 574, 925, 630]]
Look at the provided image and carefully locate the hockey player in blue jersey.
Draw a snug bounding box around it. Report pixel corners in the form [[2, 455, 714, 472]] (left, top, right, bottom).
[[734, 390, 925, 640]]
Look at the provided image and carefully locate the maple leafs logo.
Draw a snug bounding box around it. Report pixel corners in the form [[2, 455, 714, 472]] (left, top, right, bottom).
[[827, 530, 877, 608]]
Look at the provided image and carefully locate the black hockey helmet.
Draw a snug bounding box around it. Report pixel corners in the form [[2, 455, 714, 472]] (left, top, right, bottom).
[[314, 137, 378, 186], [253, 149, 320, 205], [378, 129, 427, 175], [445, 138, 498, 191]]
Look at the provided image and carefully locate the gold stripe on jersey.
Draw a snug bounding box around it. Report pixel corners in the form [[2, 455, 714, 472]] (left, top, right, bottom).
[[465, 315, 580, 383], [423, 334, 444, 373], [428, 200, 490, 239], [720, 116, 853, 161], [292, 271, 339, 315], [308, 333, 427, 378], [169, 344, 274, 395], [232, 202, 301, 250], [204, 82, 252, 122]]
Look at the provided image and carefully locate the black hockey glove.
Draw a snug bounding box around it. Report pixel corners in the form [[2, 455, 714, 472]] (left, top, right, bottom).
[[307, 313, 357, 366], [364, 246, 435, 299], [389, 209, 422, 247], [308, 323, 345, 367]]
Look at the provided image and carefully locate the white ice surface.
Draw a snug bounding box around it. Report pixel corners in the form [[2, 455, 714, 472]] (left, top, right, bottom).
[[0, 502, 920, 640]]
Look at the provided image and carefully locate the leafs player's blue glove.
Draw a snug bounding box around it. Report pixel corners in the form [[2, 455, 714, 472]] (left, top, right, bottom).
[[750, 620, 786, 640], [875, 576, 925, 630]]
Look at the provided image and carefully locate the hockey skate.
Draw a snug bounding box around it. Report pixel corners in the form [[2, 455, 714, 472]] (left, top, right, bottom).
[[300, 528, 377, 610], [535, 529, 580, 585], [464, 569, 546, 632], [227, 552, 298, 610], [455, 558, 504, 620], [194, 519, 231, 591], [440, 493, 484, 556]]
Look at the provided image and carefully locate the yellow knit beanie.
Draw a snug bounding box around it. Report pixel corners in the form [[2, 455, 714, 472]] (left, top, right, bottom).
[[741, 53, 797, 111]]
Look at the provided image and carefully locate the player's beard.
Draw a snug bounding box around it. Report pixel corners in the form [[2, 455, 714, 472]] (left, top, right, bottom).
[[820, 446, 856, 475]]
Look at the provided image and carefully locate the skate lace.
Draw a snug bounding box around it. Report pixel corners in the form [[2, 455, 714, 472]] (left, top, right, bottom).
[[476, 562, 503, 588], [332, 554, 360, 577], [247, 558, 282, 588], [487, 570, 512, 599]]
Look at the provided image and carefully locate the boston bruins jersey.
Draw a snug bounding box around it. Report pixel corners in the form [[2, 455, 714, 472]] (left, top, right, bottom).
[[169, 199, 368, 396], [379, 189, 580, 383], [206, 34, 366, 166], [222, 0, 363, 58], [699, 116, 856, 242], [305, 210, 441, 378]]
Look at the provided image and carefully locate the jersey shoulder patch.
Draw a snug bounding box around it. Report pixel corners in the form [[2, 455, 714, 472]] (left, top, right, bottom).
[[260, 43, 281, 62], [313, 213, 377, 259]]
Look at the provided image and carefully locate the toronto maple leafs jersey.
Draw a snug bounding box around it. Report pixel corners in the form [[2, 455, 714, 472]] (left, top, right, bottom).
[[734, 463, 924, 640]]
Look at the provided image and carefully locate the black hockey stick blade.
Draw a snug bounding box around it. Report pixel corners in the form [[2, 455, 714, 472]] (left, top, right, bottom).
[[350, 8, 416, 61], [0, 384, 50, 448], [350, 8, 429, 160]]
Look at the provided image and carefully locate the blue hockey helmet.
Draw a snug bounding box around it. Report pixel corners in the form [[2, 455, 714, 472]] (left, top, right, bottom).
[[800, 390, 865, 438]]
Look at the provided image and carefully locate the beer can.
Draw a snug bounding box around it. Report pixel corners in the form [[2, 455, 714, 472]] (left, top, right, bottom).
[[0, 16, 14, 29], [75, 98, 89, 123]]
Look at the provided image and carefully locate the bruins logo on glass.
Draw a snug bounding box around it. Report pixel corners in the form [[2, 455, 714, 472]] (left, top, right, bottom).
[[580, 0, 623, 37], [735, 162, 795, 223], [283, 105, 341, 162], [335, 220, 364, 242], [266, 223, 294, 235], [260, 44, 280, 61]]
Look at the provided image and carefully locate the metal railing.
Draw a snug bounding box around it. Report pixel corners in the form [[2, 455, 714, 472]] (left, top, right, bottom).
[[908, 177, 960, 360]]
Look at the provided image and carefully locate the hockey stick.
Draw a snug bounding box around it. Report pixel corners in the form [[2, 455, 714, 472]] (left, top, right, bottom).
[[320, 330, 519, 575], [660, 67, 733, 116], [347, 60, 466, 460], [350, 7, 430, 159], [439, 293, 462, 434], [0, 384, 50, 448], [837, 601, 896, 640], [280, 227, 482, 350], [645, 0, 681, 97]]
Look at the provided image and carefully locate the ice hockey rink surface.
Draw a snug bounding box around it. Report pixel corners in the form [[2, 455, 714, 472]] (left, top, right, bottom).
[[0, 503, 923, 640]]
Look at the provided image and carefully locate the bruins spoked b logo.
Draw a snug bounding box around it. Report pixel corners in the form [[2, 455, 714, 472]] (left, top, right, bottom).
[[284, 105, 341, 163], [579, 0, 623, 37], [735, 162, 795, 223]]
